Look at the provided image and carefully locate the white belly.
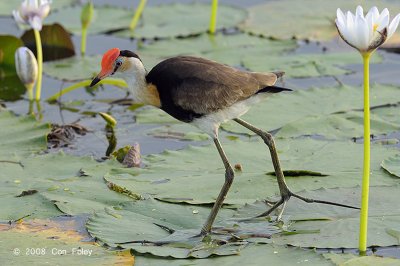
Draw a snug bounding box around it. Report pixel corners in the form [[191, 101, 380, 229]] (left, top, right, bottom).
[[191, 94, 269, 138]]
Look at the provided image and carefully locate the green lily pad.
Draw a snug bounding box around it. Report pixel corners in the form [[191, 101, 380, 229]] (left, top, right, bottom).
[[104, 138, 398, 205], [0, 35, 23, 69], [239, 0, 400, 43], [276, 109, 400, 139], [324, 253, 400, 265], [43, 55, 101, 81], [257, 186, 400, 248], [0, 35, 25, 101], [0, 224, 133, 265], [0, 111, 48, 159], [133, 244, 331, 265], [0, 73, 26, 101], [0, 0, 77, 16], [221, 84, 400, 135], [21, 23, 75, 62], [138, 32, 295, 68], [381, 154, 400, 178], [148, 124, 210, 141], [87, 199, 252, 258], [46, 3, 247, 39], [0, 111, 133, 221], [242, 52, 381, 78]]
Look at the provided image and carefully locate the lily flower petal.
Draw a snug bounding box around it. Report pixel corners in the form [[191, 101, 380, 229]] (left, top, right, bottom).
[[12, 0, 51, 30], [336, 6, 399, 54], [388, 13, 400, 38]]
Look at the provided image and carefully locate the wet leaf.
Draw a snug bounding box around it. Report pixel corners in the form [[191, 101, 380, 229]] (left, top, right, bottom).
[[46, 3, 247, 38], [323, 252, 400, 265], [87, 199, 280, 258], [0, 111, 133, 220], [103, 138, 398, 205], [381, 154, 400, 178], [261, 186, 400, 248], [240, 0, 400, 43], [0, 35, 23, 69], [138, 32, 295, 67], [243, 51, 382, 78], [133, 244, 331, 265], [221, 84, 400, 135], [21, 23, 75, 62], [276, 110, 400, 139], [43, 55, 101, 81], [0, 219, 134, 265]]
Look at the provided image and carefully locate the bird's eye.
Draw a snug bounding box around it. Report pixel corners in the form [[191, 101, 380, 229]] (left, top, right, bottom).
[[116, 60, 122, 67]]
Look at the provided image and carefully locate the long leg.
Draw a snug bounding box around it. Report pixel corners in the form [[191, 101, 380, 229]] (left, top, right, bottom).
[[233, 118, 359, 220], [201, 137, 235, 235]]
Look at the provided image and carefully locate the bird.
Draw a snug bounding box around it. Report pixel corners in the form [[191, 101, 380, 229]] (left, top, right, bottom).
[[90, 48, 358, 236]]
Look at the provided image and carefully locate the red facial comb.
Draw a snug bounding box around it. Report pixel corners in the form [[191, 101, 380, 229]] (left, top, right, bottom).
[[101, 48, 120, 70]]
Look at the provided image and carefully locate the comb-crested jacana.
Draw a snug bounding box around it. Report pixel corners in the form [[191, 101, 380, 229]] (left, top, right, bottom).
[[90, 48, 358, 235]]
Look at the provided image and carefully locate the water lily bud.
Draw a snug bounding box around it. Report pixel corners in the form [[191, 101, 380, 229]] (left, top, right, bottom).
[[81, 1, 94, 29], [15, 47, 38, 90], [99, 112, 117, 127]]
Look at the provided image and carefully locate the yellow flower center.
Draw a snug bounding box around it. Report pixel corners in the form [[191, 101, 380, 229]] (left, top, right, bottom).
[[373, 23, 379, 32]]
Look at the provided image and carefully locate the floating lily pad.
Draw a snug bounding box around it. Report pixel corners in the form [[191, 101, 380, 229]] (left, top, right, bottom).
[[138, 33, 295, 70], [0, 220, 134, 265], [221, 84, 400, 135], [46, 5, 131, 35], [0, 35, 25, 100], [240, 0, 400, 43], [43, 55, 101, 81], [21, 23, 75, 62], [324, 253, 400, 265], [255, 186, 400, 248], [242, 51, 382, 78], [0, 35, 23, 69], [104, 138, 398, 205], [0, 111, 132, 220], [276, 109, 400, 139], [0, 111, 48, 159], [133, 244, 331, 265], [381, 154, 400, 178], [87, 199, 277, 259], [46, 3, 247, 39], [0, 0, 77, 16]]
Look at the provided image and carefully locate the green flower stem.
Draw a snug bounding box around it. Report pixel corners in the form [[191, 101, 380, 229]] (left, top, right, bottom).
[[33, 29, 43, 101], [26, 83, 34, 101], [129, 0, 147, 31], [209, 0, 218, 34], [359, 52, 371, 255], [81, 26, 88, 56], [46, 78, 127, 102]]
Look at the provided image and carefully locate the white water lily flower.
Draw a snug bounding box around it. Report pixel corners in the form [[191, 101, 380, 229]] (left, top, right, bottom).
[[15, 47, 38, 89], [13, 0, 51, 31], [336, 6, 400, 53]]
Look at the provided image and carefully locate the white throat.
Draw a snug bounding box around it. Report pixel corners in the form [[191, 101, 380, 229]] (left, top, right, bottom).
[[117, 57, 147, 104]]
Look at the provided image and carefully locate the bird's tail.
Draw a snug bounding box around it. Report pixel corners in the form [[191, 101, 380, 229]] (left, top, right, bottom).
[[258, 85, 292, 94]]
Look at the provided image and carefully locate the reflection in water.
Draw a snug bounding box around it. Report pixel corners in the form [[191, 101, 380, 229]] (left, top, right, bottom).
[[105, 124, 117, 156]]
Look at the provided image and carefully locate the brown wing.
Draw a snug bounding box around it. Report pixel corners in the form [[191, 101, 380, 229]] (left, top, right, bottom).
[[146, 56, 280, 115]]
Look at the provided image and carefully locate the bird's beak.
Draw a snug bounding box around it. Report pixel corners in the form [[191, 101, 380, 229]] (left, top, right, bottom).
[[90, 68, 112, 87], [90, 76, 101, 87]]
